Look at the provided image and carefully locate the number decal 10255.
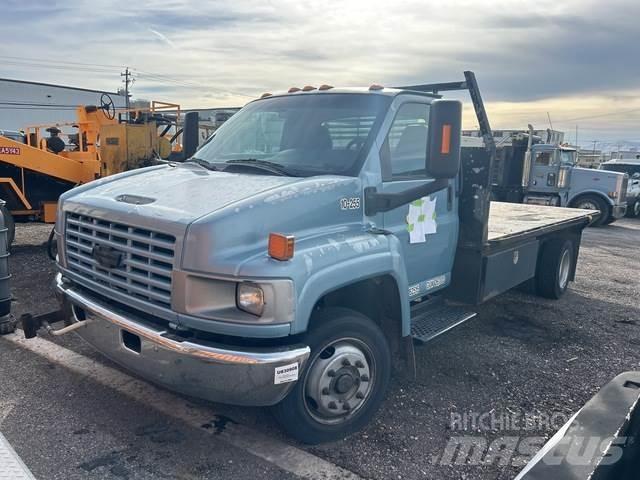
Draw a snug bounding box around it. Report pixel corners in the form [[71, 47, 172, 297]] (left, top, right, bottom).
[[340, 197, 361, 210]]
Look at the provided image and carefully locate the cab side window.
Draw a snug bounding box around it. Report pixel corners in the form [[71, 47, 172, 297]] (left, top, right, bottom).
[[382, 103, 430, 179], [535, 151, 559, 167]]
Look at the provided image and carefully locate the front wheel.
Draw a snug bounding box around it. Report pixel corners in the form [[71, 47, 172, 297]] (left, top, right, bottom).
[[629, 200, 640, 218], [571, 195, 610, 227], [272, 308, 391, 444]]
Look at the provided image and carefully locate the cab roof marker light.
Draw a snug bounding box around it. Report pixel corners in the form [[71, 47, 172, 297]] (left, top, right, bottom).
[[302, 85, 317, 92], [288, 87, 301, 93], [260, 92, 272, 98], [318, 84, 334, 91], [369, 84, 384, 91]]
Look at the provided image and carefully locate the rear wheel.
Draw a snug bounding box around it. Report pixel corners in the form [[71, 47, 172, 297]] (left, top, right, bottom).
[[272, 308, 391, 444], [536, 238, 575, 299], [571, 195, 610, 227]]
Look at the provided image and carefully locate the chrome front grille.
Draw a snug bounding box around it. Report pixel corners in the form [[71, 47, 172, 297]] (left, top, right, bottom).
[[64, 213, 175, 309]]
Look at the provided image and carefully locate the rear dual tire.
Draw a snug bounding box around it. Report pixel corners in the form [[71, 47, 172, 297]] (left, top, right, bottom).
[[536, 238, 575, 299], [272, 308, 391, 444]]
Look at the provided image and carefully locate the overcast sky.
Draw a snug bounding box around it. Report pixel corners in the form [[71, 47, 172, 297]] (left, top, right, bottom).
[[2, 0, 639, 144]]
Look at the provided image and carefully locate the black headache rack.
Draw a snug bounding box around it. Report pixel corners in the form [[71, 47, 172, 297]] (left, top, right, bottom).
[[399, 72, 591, 305]]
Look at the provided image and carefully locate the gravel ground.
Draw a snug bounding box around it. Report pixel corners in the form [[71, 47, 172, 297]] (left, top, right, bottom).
[[2, 218, 639, 479]]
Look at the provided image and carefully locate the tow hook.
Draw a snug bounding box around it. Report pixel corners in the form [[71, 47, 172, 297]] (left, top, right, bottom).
[[20, 309, 91, 339]]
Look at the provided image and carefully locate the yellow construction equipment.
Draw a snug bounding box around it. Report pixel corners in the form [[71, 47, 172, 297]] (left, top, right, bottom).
[[0, 95, 184, 241]]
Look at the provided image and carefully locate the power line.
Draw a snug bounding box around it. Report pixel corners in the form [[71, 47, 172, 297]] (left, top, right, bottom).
[[0, 54, 123, 69]]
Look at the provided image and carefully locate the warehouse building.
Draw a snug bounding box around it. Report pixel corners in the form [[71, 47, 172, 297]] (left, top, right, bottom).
[[0, 78, 127, 132]]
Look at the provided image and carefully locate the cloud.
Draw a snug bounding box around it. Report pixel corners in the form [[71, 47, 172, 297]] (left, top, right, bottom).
[[148, 28, 176, 48], [0, 0, 638, 141]]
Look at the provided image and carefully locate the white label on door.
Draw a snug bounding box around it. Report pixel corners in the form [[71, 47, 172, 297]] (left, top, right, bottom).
[[406, 196, 437, 244], [274, 362, 299, 385]]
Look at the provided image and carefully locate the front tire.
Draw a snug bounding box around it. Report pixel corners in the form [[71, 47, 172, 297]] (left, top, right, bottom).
[[571, 194, 610, 227], [536, 238, 575, 299], [272, 308, 391, 444]]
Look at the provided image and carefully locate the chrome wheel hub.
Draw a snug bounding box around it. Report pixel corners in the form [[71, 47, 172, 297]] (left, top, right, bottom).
[[304, 340, 373, 424], [577, 201, 598, 211]]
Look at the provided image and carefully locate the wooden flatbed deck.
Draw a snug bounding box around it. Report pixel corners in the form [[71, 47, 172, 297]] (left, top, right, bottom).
[[488, 202, 595, 244]]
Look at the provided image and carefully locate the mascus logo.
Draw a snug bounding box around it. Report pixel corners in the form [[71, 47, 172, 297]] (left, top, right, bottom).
[[0, 146, 20, 155]]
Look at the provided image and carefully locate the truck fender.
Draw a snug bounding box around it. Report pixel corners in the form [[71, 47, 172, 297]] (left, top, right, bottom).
[[568, 189, 615, 207], [293, 234, 411, 337]]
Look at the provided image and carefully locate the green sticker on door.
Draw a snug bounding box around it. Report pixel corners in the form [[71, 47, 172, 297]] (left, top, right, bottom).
[[406, 196, 437, 244]]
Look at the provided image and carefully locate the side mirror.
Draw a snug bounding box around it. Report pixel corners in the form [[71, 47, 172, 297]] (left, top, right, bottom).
[[426, 100, 462, 179], [182, 111, 200, 160]]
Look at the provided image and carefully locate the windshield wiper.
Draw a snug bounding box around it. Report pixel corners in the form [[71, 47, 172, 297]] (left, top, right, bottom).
[[185, 157, 217, 171], [225, 158, 294, 176]]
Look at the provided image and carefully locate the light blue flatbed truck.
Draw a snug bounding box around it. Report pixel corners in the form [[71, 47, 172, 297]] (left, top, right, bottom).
[[21, 72, 595, 443]]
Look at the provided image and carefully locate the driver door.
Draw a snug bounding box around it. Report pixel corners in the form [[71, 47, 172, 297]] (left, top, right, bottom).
[[379, 101, 458, 299]]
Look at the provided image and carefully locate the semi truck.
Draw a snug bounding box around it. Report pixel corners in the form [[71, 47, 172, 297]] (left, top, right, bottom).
[[487, 128, 628, 226], [21, 72, 596, 444]]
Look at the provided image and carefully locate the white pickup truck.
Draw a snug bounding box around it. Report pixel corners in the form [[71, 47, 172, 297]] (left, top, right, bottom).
[[600, 159, 640, 217]]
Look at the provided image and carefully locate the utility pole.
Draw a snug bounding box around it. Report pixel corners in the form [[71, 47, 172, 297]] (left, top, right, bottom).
[[121, 67, 133, 116], [575, 125, 578, 147]]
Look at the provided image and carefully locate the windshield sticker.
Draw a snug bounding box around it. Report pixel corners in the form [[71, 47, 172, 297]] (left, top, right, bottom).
[[406, 196, 437, 244]]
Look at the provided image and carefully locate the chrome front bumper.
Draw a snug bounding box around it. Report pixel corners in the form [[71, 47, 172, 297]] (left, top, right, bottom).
[[55, 274, 310, 406]]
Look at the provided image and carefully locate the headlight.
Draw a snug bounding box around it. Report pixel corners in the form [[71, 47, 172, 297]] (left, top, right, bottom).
[[236, 283, 265, 316]]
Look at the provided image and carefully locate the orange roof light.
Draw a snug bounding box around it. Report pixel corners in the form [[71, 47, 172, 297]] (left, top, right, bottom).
[[260, 92, 272, 98], [288, 87, 301, 93], [369, 84, 384, 91], [441, 124, 452, 154], [302, 85, 317, 91], [268, 233, 295, 261], [318, 84, 334, 91]]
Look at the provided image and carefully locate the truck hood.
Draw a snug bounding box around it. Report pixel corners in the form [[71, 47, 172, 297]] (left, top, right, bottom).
[[62, 163, 302, 227], [572, 166, 626, 181], [571, 167, 627, 197], [62, 163, 362, 267]]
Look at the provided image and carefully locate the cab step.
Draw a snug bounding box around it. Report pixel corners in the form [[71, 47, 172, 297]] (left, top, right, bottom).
[[410, 300, 477, 344]]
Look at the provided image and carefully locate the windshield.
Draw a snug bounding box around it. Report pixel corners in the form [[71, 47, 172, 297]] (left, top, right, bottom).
[[560, 150, 577, 165], [193, 93, 392, 177]]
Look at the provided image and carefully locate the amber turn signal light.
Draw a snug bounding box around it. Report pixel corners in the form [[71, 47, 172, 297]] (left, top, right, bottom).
[[268, 233, 295, 261], [441, 124, 452, 154]]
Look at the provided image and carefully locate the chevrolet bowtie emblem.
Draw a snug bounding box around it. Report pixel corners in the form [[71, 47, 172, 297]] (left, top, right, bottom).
[[92, 245, 123, 269]]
